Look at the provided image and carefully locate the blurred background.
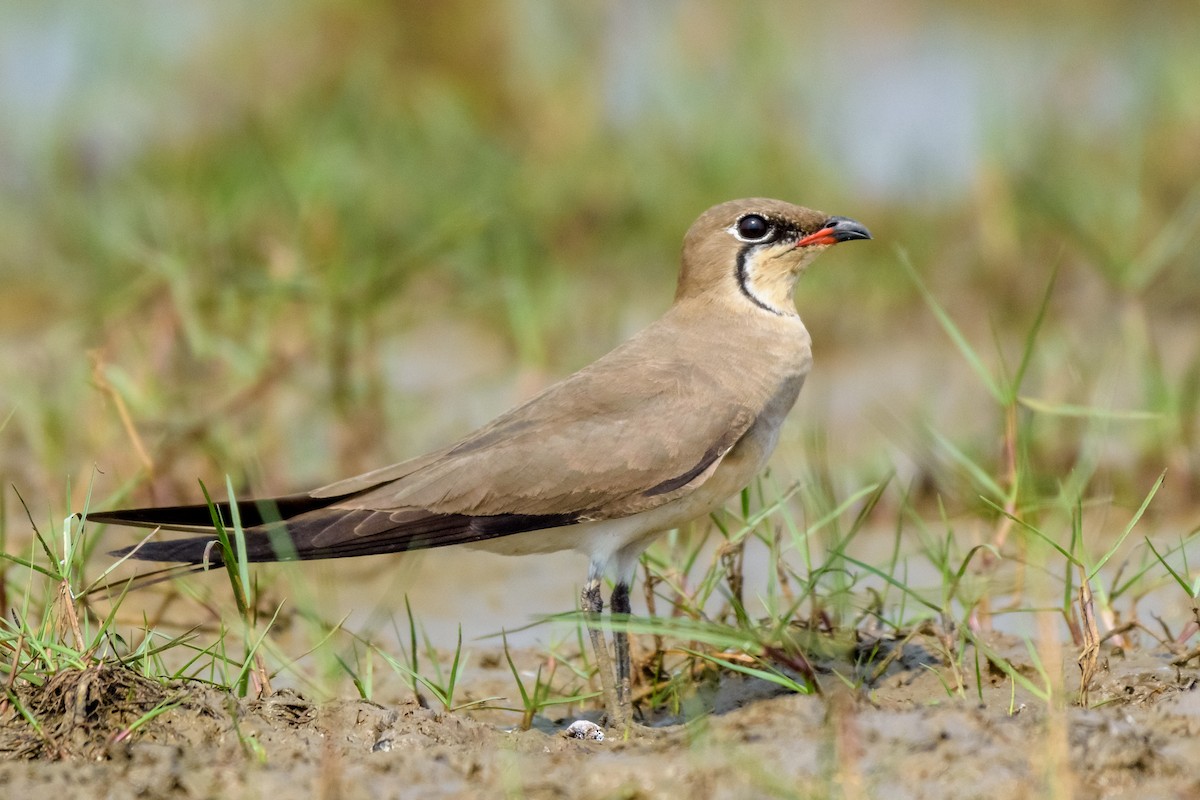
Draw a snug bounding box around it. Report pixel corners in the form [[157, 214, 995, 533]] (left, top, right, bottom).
[[1, 0, 1198, 650]]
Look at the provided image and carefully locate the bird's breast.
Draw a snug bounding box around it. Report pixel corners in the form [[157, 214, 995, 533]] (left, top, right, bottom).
[[709, 370, 806, 493]]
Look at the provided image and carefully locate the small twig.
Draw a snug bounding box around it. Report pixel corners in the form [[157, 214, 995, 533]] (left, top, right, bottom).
[[986, 403, 1020, 561], [56, 580, 87, 657], [719, 537, 745, 614], [1077, 572, 1100, 707], [89, 350, 155, 479], [1097, 620, 1138, 648], [640, 563, 668, 689], [762, 644, 822, 695], [773, 525, 795, 605], [3, 617, 26, 694], [1170, 644, 1200, 667]]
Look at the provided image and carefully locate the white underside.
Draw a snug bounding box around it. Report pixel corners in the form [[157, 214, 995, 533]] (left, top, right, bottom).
[[467, 485, 734, 582]]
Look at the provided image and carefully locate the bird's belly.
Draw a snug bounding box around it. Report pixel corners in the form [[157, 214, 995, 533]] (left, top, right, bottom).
[[466, 488, 726, 562]]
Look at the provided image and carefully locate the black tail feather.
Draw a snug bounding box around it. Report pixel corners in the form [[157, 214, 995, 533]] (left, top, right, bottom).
[[86, 492, 340, 533], [97, 492, 580, 566]]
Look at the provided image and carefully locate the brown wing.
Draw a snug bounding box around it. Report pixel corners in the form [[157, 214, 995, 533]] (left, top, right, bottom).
[[312, 334, 761, 522], [95, 318, 772, 564]]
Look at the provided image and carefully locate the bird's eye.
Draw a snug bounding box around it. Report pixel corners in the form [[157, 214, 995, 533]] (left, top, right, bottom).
[[736, 214, 771, 242]]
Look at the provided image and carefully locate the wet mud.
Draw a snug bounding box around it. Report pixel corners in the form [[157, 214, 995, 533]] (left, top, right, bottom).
[[3, 632, 1199, 799]]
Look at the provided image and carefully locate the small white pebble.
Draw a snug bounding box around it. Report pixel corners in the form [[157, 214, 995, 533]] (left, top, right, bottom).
[[564, 720, 604, 741]]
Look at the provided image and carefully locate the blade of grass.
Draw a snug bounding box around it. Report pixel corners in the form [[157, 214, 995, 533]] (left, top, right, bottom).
[[1087, 470, 1166, 581], [1017, 397, 1159, 421], [898, 247, 1002, 402]]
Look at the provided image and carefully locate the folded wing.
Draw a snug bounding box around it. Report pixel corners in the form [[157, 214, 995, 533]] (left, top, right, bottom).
[[95, 323, 767, 565]]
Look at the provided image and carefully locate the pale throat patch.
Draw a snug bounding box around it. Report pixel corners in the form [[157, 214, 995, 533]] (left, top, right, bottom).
[[737, 245, 820, 316]]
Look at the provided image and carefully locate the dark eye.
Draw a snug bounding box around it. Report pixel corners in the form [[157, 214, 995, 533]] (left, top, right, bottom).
[[736, 214, 771, 241]]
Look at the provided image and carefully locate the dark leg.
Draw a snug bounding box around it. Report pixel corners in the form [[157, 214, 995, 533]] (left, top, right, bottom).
[[611, 580, 633, 718], [582, 572, 625, 729]]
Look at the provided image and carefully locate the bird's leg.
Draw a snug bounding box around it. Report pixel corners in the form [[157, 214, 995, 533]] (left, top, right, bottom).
[[610, 580, 633, 718], [582, 574, 625, 730]]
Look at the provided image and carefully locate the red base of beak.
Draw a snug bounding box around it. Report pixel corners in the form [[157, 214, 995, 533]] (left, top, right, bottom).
[[796, 228, 839, 247]]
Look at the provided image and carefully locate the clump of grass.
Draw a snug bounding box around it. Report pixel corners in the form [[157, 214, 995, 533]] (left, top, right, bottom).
[[195, 479, 278, 697], [498, 630, 596, 731], [0, 483, 208, 757], [2, 482, 141, 684]]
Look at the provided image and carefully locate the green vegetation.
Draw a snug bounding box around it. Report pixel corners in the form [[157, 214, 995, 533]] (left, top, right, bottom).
[[2, 0, 1198, 755]]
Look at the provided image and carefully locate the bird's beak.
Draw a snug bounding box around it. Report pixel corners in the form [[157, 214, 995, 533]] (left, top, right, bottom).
[[796, 216, 872, 248]]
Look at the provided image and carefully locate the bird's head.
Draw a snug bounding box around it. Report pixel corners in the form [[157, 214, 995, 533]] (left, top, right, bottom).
[[676, 198, 871, 315]]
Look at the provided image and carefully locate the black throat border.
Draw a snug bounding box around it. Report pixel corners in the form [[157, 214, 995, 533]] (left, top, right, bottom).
[[735, 244, 786, 316]]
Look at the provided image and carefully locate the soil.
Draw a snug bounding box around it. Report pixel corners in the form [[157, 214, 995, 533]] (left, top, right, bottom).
[[3, 632, 1199, 799]]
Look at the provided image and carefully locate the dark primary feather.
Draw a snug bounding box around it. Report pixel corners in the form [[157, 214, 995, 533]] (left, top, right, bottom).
[[91, 342, 761, 567], [88, 492, 337, 532], [94, 493, 581, 566]]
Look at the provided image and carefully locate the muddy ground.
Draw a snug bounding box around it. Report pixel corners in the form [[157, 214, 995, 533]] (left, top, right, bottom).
[[2, 632, 1198, 799]]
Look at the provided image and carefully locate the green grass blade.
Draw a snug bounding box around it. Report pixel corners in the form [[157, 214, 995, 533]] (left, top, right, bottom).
[[839, 554, 941, 613], [1144, 538, 1198, 600], [898, 247, 1002, 402], [1088, 470, 1165, 581], [1016, 396, 1159, 421], [1010, 265, 1057, 396]]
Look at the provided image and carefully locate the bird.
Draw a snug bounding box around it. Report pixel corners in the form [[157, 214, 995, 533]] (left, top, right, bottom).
[[89, 198, 871, 731]]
